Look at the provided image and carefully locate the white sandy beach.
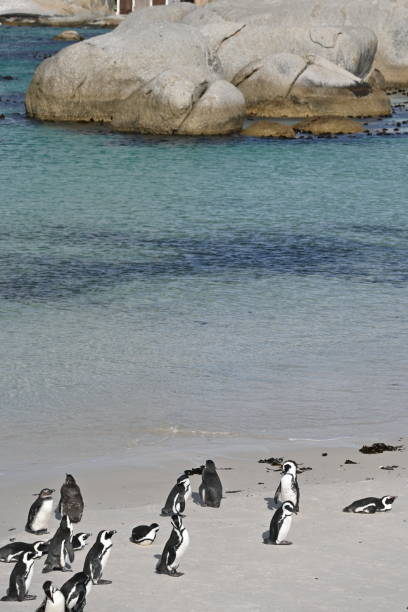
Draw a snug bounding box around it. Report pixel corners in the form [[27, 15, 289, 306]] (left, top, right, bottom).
[[0, 441, 406, 611]]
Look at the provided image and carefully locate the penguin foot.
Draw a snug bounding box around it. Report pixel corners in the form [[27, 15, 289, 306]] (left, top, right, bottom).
[[276, 540, 293, 545], [170, 571, 184, 577], [24, 595, 37, 600], [96, 579, 112, 585]]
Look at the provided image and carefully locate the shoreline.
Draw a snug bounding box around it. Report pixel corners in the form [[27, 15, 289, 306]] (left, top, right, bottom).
[[0, 440, 406, 610]]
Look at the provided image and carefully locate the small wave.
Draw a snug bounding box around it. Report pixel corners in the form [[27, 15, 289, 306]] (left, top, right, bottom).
[[148, 426, 236, 438]]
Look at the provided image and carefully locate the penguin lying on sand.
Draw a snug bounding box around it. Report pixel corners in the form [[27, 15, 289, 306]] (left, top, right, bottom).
[[72, 533, 92, 551], [1, 550, 39, 601], [156, 514, 189, 577], [0, 540, 48, 563], [343, 495, 397, 513], [26, 488, 55, 535], [264, 501, 297, 545], [131, 523, 159, 546], [35, 581, 65, 612]]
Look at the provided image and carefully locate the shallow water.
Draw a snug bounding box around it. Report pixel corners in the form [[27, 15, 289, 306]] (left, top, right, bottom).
[[1, 26, 407, 468]]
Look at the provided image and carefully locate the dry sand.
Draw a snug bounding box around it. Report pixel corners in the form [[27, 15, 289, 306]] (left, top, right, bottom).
[[0, 441, 406, 611]]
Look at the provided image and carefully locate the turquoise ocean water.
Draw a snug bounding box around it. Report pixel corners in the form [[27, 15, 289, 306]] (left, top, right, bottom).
[[1, 27, 407, 468]]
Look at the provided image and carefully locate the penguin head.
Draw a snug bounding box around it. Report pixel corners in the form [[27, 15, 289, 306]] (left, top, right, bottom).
[[282, 461, 297, 476], [150, 523, 159, 531], [64, 474, 77, 485], [177, 474, 190, 488], [33, 541, 48, 556], [60, 514, 71, 529], [98, 529, 117, 544], [382, 495, 397, 508], [23, 550, 38, 563], [36, 488, 55, 498], [281, 501, 297, 516], [43, 581, 56, 603], [205, 460, 217, 472]]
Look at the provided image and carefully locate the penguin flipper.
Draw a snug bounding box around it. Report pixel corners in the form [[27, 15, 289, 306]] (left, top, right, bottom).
[[273, 483, 281, 504], [66, 540, 75, 563], [16, 575, 27, 602], [90, 559, 103, 584]]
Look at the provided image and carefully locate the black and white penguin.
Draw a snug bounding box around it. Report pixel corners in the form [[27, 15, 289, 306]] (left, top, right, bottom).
[[1, 550, 39, 601], [156, 514, 189, 577], [61, 572, 91, 611], [161, 474, 191, 516], [72, 532, 92, 551], [43, 515, 74, 573], [0, 540, 48, 563], [264, 500, 297, 545], [343, 495, 397, 513], [274, 460, 300, 511], [35, 581, 65, 612], [83, 530, 116, 585], [57, 474, 84, 524], [26, 488, 55, 535], [199, 459, 223, 508], [131, 523, 159, 546]]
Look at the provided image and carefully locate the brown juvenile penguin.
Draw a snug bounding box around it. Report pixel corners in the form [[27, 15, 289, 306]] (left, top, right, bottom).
[[57, 474, 84, 523]]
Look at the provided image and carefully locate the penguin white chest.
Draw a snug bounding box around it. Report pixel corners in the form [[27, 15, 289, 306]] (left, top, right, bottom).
[[45, 591, 65, 612], [101, 546, 111, 571], [276, 515, 292, 544], [31, 499, 53, 531], [25, 562, 34, 592], [280, 476, 296, 504], [174, 530, 189, 564]]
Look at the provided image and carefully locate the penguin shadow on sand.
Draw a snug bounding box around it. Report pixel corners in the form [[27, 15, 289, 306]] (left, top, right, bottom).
[[191, 492, 202, 506], [264, 497, 280, 511]]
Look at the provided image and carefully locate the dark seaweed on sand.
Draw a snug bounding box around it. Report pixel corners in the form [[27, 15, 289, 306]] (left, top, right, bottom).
[[258, 457, 283, 466], [359, 442, 403, 454]]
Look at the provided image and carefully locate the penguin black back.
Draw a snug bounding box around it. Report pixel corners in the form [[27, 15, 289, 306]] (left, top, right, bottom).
[[58, 474, 84, 523], [61, 571, 90, 611], [131, 523, 159, 545], [43, 515, 74, 573], [199, 460, 223, 508]]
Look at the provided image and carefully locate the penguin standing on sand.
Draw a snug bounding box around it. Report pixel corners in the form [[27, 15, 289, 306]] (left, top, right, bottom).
[[57, 474, 84, 523], [161, 474, 191, 516], [343, 495, 397, 513], [43, 515, 74, 573], [26, 488, 55, 535], [72, 533, 92, 551], [199, 460, 223, 508], [1, 550, 39, 601], [264, 500, 297, 545], [83, 530, 116, 585], [35, 581, 65, 612], [0, 540, 48, 563], [61, 572, 91, 611], [156, 514, 189, 577], [274, 460, 300, 511], [131, 523, 159, 546]]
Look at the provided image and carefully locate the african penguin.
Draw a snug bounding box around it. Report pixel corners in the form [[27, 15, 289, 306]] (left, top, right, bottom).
[[43, 515, 74, 573], [0, 540, 48, 563], [264, 500, 297, 545], [57, 474, 84, 524], [161, 474, 190, 516], [156, 514, 189, 577], [274, 460, 300, 511], [35, 581, 65, 612], [26, 488, 55, 535], [131, 523, 159, 546], [72, 532, 92, 551], [61, 571, 91, 611], [1, 550, 39, 601], [199, 459, 223, 508], [343, 495, 397, 513], [83, 529, 116, 585]]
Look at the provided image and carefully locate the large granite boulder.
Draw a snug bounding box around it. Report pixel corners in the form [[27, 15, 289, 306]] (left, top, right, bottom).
[[26, 22, 245, 135], [201, 0, 408, 87]]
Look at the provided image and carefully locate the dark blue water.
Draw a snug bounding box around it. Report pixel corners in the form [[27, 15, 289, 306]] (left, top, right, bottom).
[[1, 26, 408, 466]]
